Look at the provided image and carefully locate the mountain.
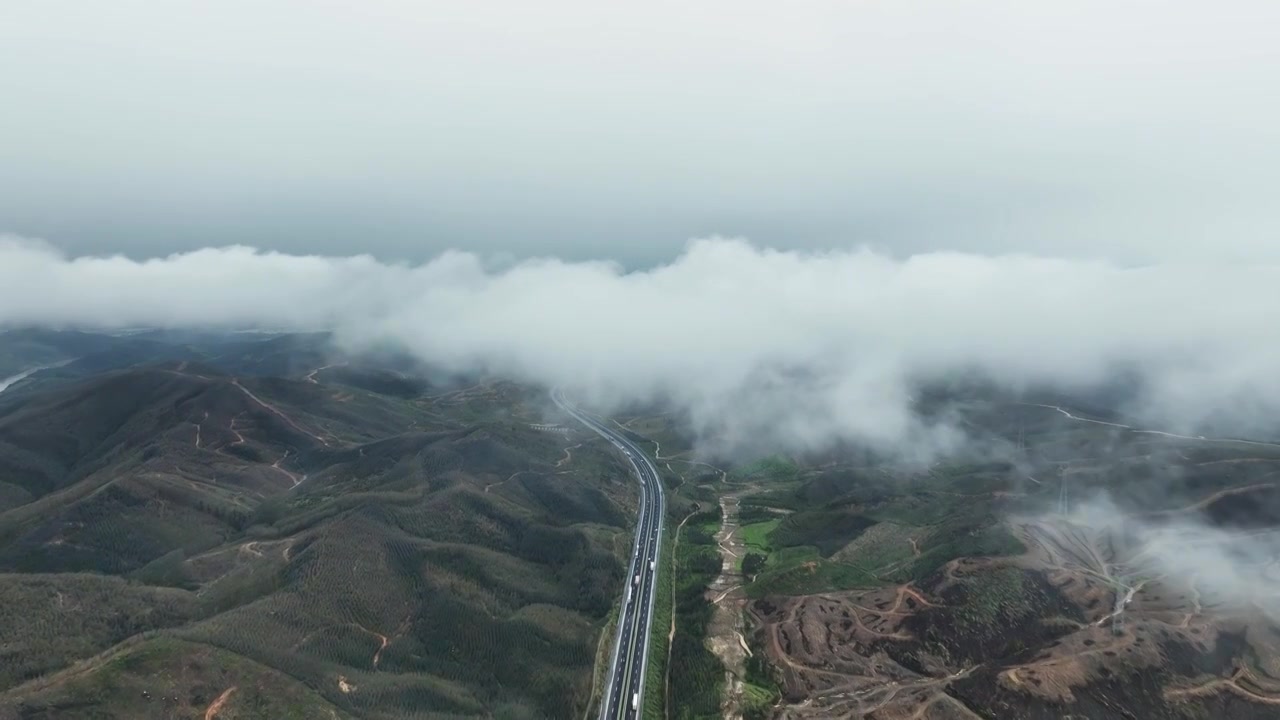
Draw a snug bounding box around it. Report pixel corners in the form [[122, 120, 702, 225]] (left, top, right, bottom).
[[11, 329, 1274, 719], [0, 332, 635, 719], [654, 396, 1280, 719]]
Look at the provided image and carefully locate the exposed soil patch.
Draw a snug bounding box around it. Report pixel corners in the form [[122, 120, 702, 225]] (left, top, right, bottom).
[[758, 512, 1280, 718], [203, 686, 237, 720], [707, 495, 748, 718]]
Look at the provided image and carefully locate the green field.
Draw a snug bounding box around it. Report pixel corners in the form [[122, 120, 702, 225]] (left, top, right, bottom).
[[739, 518, 779, 553]]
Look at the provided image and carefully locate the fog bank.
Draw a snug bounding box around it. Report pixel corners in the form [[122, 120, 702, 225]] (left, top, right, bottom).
[[5, 234, 1278, 454]]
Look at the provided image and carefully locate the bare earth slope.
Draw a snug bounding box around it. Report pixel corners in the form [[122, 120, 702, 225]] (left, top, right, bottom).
[[737, 400, 1280, 719]]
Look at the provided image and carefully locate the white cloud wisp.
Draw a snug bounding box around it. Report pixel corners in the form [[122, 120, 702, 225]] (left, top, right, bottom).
[[5, 234, 1279, 455]]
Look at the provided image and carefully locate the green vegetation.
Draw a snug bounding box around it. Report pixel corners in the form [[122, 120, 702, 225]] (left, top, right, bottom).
[[740, 496, 1023, 596], [16, 332, 1253, 719], [0, 330, 643, 719], [919, 565, 1082, 665], [740, 681, 777, 720], [666, 509, 725, 719], [641, 525, 674, 720], [724, 452, 1035, 600], [958, 566, 1028, 631], [4, 636, 351, 719], [722, 394, 1280, 718], [174, 463, 627, 718], [731, 455, 802, 484], [745, 550, 879, 597], [904, 520, 1024, 581], [769, 510, 876, 557], [737, 511, 883, 597], [734, 505, 780, 524], [0, 574, 200, 689], [0, 328, 141, 380], [740, 620, 781, 720], [739, 518, 779, 553], [831, 522, 915, 572]]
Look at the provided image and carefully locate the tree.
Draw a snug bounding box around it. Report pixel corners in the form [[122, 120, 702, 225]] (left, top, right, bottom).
[[742, 553, 767, 577]]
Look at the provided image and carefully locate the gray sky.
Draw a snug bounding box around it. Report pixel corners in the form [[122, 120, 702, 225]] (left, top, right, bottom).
[[3, 0, 1279, 265]]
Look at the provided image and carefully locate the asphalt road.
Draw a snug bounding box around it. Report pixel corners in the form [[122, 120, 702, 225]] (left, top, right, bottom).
[[551, 389, 665, 720]]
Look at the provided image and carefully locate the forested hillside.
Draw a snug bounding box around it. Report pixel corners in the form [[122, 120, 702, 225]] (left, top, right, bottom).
[[0, 330, 634, 719]]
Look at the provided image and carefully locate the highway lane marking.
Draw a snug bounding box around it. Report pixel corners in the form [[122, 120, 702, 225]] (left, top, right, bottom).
[[553, 390, 662, 720], [553, 390, 667, 719], [616, 470, 658, 718], [619, 436, 665, 718], [616, 497, 649, 718]]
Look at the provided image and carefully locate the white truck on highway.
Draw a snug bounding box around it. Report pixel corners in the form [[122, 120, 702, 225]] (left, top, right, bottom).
[[631, 692, 639, 711]]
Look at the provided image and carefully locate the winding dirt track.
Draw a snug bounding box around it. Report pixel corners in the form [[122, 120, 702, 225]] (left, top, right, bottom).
[[203, 686, 237, 720], [1021, 403, 1280, 450], [232, 379, 332, 446], [706, 495, 748, 718], [305, 363, 344, 384]]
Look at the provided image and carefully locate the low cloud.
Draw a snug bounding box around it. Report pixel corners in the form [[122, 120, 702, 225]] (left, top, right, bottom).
[[3, 233, 1279, 455], [1061, 496, 1280, 620]]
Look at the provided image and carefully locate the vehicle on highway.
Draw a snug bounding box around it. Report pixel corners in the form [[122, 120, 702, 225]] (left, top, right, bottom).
[[552, 388, 665, 720]]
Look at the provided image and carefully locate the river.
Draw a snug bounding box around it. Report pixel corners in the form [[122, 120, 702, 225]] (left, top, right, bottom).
[[0, 365, 57, 395]]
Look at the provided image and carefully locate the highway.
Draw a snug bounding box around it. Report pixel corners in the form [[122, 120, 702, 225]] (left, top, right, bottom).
[[551, 389, 665, 720]]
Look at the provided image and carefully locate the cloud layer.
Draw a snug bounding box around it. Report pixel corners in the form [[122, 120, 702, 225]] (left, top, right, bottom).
[[5, 234, 1279, 454], [1066, 496, 1280, 621]]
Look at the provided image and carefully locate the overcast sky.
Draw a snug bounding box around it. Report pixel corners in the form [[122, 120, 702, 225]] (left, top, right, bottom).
[[3, 0, 1279, 265]]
